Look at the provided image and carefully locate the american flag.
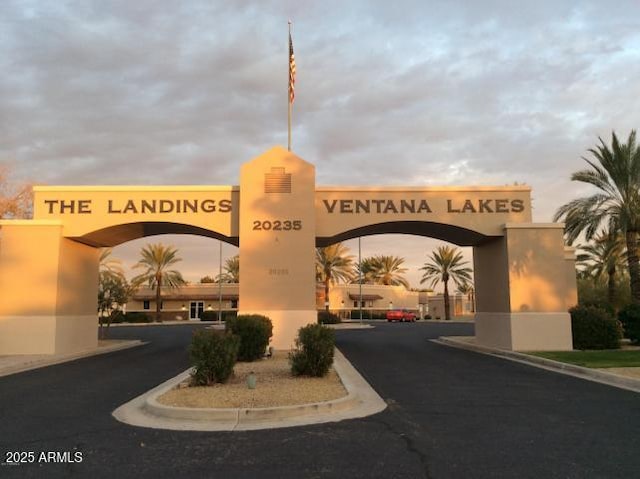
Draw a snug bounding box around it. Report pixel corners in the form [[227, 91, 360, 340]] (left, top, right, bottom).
[[289, 31, 296, 104]]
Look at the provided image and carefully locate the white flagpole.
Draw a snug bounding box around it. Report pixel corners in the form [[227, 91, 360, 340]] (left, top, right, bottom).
[[288, 20, 293, 152]]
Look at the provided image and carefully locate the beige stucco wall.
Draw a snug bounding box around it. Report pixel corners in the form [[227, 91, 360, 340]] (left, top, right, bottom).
[[33, 186, 239, 246], [238, 147, 317, 348], [0, 148, 577, 354], [322, 284, 420, 311], [315, 186, 532, 242], [474, 224, 574, 351], [0, 221, 99, 354]]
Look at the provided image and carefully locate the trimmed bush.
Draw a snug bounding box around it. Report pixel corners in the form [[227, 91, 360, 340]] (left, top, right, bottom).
[[569, 305, 622, 350], [189, 330, 240, 385], [199, 310, 218, 321], [225, 314, 273, 361], [289, 324, 335, 377], [109, 312, 150, 323], [349, 309, 388, 320], [618, 303, 640, 344], [580, 300, 615, 318], [199, 310, 238, 321], [317, 311, 341, 324]]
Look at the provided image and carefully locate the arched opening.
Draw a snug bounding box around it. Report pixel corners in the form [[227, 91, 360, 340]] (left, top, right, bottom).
[[74, 221, 239, 248], [85, 222, 240, 325], [315, 221, 489, 321], [315, 220, 493, 247]]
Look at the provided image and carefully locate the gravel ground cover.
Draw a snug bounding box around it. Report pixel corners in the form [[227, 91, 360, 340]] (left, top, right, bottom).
[[157, 351, 347, 408]]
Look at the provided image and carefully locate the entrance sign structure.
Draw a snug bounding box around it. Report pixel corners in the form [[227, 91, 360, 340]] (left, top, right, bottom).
[[0, 147, 577, 354]]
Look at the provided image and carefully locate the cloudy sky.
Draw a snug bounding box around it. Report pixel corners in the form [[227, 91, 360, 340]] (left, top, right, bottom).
[[2, 0, 639, 288]]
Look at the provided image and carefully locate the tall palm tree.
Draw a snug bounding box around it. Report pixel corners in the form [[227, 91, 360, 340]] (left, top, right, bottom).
[[216, 255, 240, 283], [554, 130, 640, 303], [420, 246, 472, 320], [316, 243, 355, 312], [368, 255, 410, 288], [99, 248, 124, 280], [351, 256, 377, 284], [131, 243, 186, 322], [457, 282, 475, 313], [576, 231, 625, 305]]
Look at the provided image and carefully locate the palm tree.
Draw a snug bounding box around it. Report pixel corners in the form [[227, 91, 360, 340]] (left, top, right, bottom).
[[216, 255, 240, 283], [367, 255, 410, 288], [351, 256, 377, 284], [97, 249, 128, 338], [420, 246, 472, 320], [554, 130, 640, 303], [316, 243, 355, 312], [457, 282, 475, 313], [99, 248, 124, 279], [576, 231, 625, 305], [131, 243, 186, 322]]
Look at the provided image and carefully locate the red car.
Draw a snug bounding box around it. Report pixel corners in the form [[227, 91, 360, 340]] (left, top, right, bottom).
[[386, 309, 417, 322]]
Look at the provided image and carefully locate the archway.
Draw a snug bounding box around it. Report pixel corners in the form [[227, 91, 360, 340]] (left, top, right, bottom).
[[0, 146, 577, 354]]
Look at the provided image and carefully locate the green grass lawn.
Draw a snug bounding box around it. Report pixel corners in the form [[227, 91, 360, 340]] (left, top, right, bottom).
[[529, 350, 640, 368]]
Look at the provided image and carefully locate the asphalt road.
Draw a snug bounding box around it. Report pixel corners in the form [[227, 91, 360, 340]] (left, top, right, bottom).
[[0, 322, 639, 478]]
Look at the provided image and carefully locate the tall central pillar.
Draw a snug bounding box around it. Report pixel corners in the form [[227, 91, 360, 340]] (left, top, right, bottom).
[[238, 146, 317, 349]]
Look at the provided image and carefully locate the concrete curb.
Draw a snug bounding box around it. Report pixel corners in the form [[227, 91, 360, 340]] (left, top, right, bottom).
[[435, 336, 640, 394], [112, 348, 387, 431], [0, 340, 145, 378], [109, 321, 203, 327]]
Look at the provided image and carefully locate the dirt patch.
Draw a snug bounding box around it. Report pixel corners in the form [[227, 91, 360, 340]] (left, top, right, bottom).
[[157, 351, 347, 408]]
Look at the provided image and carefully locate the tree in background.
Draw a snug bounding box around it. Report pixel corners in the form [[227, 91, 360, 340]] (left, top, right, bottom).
[[456, 282, 475, 313], [131, 243, 186, 322], [576, 231, 626, 307], [216, 255, 240, 283], [352, 256, 377, 284], [200, 275, 216, 283], [97, 249, 130, 338], [316, 243, 354, 312], [420, 246, 473, 320], [554, 130, 640, 303], [366, 255, 410, 288], [0, 166, 32, 219]]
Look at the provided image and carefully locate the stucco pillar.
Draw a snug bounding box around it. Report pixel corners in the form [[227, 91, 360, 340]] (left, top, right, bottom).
[[473, 223, 574, 351], [0, 221, 99, 354], [238, 147, 317, 349]]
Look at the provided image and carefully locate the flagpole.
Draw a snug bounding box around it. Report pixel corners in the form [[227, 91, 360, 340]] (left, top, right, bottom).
[[287, 20, 292, 152]]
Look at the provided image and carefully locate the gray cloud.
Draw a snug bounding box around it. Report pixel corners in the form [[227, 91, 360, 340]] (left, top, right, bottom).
[[1, 0, 639, 285]]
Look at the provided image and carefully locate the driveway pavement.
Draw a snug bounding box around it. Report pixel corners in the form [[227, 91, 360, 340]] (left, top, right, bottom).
[[0, 322, 638, 478]]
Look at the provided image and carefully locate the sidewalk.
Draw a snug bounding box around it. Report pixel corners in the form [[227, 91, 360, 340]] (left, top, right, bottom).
[[0, 339, 144, 378]]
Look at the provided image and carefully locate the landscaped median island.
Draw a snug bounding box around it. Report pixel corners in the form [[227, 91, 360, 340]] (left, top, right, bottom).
[[157, 351, 348, 408], [111, 316, 386, 431]]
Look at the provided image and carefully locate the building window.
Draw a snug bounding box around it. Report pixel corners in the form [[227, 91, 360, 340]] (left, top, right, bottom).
[[160, 301, 163, 310], [353, 301, 358, 308], [231, 299, 238, 309], [143, 300, 150, 310]]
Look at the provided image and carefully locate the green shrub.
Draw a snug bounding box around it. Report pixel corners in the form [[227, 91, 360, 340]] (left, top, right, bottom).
[[199, 310, 218, 321], [106, 311, 125, 324], [580, 299, 615, 317], [225, 314, 273, 361], [317, 311, 341, 324], [122, 312, 151, 323], [189, 330, 239, 385], [569, 305, 622, 350], [198, 310, 238, 321], [349, 309, 387, 320], [289, 324, 335, 377], [618, 304, 640, 343]]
